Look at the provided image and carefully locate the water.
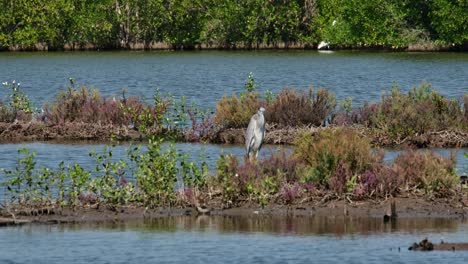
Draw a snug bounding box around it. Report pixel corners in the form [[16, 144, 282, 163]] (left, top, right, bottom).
[[1, 216, 467, 263], [0, 142, 466, 174], [1, 51, 467, 109], [1, 51, 468, 263]]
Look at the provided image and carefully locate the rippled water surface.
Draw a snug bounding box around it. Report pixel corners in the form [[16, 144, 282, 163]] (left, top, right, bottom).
[[1, 216, 468, 264], [1, 51, 467, 108]]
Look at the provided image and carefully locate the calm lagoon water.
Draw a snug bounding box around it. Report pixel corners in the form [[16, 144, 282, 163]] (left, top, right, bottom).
[[1, 216, 468, 264], [0, 51, 467, 109]]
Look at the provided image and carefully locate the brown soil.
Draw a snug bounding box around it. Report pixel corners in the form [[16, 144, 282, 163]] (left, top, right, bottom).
[[1, 121, 466, 148], [434, 242, 468, 251], [216, 125, 468, 148], [0, 121, 144, 142], [1, 196, 466, 226]]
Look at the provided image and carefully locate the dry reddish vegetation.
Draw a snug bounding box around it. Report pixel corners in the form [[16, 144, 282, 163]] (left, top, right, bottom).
[[0, 81, 467, 147], [215, 87, 336, 129], [215, 128, 463, 207], [214, 83, 468, 147], [0, 85, 176, 142]]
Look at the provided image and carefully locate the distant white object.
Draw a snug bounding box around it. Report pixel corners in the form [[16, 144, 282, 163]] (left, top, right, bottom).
[[332, 20, 337, 26], [317, 41, 330, 50]]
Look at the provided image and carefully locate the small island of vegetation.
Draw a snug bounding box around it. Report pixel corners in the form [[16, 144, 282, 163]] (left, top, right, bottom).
[[0, 77, 467, 225]]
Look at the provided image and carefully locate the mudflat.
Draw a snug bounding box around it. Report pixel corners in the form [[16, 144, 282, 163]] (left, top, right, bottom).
[[1, 196, 466, 226]]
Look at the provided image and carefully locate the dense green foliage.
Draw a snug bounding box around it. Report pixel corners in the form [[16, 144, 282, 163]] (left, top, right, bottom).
[[0, 0, 466, 50]]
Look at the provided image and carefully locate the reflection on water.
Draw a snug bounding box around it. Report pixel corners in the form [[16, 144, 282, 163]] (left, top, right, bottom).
[[1, 216, 468, 264], [61, 215, 463, 237]]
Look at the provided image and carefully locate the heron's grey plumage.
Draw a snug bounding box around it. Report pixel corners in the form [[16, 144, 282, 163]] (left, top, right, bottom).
[[245, 107, 266, 160]]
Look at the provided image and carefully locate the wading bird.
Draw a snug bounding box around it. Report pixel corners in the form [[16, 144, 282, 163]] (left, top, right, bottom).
[[317, 41, 330, 50], [245, 107, 266, 161]]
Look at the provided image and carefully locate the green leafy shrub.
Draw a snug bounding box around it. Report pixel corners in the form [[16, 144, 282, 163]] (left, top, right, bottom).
[[0, 80, 34, 122], [2, 139, 210, 209], [129, 138, 179, 207], [294, 128, 376, 187], [368, 83, 466, 137], [215, 150, 301, 205]]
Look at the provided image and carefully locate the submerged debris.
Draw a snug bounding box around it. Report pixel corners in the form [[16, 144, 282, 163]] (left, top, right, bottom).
[[409, 238, 468, 251], [409, 238, 434, 251]]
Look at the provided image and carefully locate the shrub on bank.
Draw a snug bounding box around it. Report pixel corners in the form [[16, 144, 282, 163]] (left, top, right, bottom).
[[334, 83, 467, 137], [0, 81, 34, 122], [294, 128, 376, 187], [214, 92, 264, 128], [393, 150, 458, 197], [266, 88, 336, 127], [43, 86, 170, 133], [2, 139, 208, 208], [216, 150, 303, 205], [0, 100, 13, 122], [215, 128, 459, 205], [464, 95, 468, 121], [373, 83, 465, 137], [214, 87, 336, 129]]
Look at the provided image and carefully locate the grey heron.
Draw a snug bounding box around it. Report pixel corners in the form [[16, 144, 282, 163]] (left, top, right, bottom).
[[245, 107, 266, 161]]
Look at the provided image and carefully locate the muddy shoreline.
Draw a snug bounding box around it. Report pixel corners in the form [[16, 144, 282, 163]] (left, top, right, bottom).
[[3, 196, 468, 251], [2, 41, 467, 52], [1, 196, 467, 226], [1, 121, 467, 148]]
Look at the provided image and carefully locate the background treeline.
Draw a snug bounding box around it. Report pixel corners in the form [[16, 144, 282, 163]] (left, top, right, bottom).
[[0, 0, 466, 51]]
